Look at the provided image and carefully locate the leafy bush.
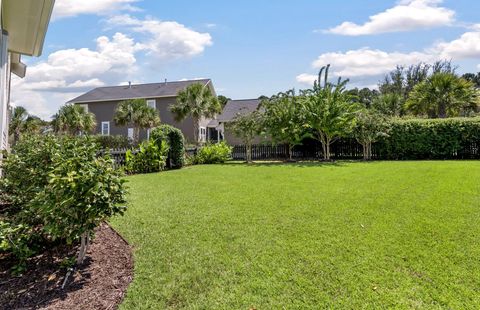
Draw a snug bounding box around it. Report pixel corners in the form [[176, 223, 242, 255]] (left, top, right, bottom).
[[0, 135, 127, 266], [126, 139, 168, 174], [93, 135, 132, 149], [150, 125, 185, 168], [375, 117, 480, 159], [194, 142, 232, 164]]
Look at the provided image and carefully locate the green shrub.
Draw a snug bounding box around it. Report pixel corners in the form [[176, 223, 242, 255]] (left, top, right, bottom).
[[0, 135, 127, 266], [194, 142, 232, 164], [150, 125, 185, 168], [93, 135, 132, 149], [375, 117, 480, 159], [126, 139, 168, 174]]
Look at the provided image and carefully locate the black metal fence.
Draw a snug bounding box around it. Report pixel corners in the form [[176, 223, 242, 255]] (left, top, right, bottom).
[[231, 138, 480, 161]]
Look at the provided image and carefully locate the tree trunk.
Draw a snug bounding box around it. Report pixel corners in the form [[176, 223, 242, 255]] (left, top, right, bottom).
[[76, 232, 89, 265], [288, 143, 293, 160], [193, 117, 199, 145], [325, 138, 331, 161], [362, 143, 367, 160], [438, 102, 447, 118], [246, 143, 252, 163]]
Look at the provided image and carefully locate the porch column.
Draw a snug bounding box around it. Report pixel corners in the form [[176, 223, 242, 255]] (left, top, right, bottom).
[[0, 30, 9, 155]]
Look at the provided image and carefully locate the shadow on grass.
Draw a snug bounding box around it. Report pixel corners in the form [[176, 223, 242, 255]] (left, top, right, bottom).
[[223, 160, 354, 168]]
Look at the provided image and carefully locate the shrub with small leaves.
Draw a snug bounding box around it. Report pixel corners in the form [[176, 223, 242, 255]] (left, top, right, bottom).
[[194, 142, 232, 164], [126, 139, 168, 174]]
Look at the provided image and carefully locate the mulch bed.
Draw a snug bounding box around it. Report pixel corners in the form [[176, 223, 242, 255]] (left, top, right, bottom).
[[0, 223, 133, 310]]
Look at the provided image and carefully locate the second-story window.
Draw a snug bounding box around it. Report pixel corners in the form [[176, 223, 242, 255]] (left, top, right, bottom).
[[147, 99, 156, 109]]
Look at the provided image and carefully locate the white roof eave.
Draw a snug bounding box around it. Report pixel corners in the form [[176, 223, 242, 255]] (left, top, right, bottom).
[[2, 0, 55, 57]]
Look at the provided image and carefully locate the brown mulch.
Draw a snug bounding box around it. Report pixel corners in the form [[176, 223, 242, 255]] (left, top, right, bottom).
[[0, 223, 133, 310]]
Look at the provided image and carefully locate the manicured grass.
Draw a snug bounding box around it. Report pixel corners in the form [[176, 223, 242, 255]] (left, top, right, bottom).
[[111, 161, 480, 309]]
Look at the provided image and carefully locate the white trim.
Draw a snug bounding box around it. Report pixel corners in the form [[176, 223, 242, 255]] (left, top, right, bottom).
[[127, 128, 134, 140], [79, 103, 88, 113], [0, 31, 9, 153], [199, 127, 207, 143], [146, 99, 156, 109], [101, 121, 110, 136], [147, 128, 151, 140]]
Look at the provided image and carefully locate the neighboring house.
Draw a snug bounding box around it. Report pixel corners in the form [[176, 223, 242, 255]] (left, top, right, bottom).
[[67, 79, 216, 143], [68, 79, 217, 144], [216, 99, 265, 145], [0, 0, 55, 154]]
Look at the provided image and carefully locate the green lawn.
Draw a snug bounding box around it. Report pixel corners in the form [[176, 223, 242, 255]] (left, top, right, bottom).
[[111, 161, 480, 309]]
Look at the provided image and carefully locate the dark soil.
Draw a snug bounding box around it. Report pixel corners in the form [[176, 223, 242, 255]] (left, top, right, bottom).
[[0, 223, 133, 310]]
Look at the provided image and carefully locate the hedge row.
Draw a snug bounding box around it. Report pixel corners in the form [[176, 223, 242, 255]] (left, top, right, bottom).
[[375, 117, 480, 159]]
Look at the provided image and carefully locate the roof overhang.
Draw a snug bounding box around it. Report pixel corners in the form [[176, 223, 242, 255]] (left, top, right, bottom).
[[2, 0, 55, 57]]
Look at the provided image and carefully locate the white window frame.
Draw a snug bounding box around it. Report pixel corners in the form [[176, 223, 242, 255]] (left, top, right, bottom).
[[147, 128, 151, 140], [101, 121, 110, 136], [127, 128, 134, 140], [79, 103, 88, 113], [146, 99, 156, 109], [199, 127, 206, 142]]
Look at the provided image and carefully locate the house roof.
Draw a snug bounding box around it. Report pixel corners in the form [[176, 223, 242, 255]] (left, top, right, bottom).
[[217, 99, 262, 122], [67, 79, 213, 104]]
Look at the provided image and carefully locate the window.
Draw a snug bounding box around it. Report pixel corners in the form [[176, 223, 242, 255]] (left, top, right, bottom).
[[79, 104, 88, 113], [147, 129, 151, 140], [127, 128, 134, 140], [101, 121, 110, 136], [199, 127, 206, 142], [147, 99, 156, 109]]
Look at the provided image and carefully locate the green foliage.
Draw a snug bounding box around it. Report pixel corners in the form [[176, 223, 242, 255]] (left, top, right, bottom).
[[171, 83, 221, 144], [302, 65, 360, 160], [94, 135, 132, 149], [150, 125, 186, 169], [405, 72, 479, 118], [353, 110, 389, 160], [126, 139, 168, 174], [0, 135, 127, 265], [262, 90, 310, 159], [194, 142, 232, 164], [227, 111, 263, 162], [114, 99, 160, 144], [371, 93, 404, 117], [52, 104, 97, 135], [376, 117, 480, 159]]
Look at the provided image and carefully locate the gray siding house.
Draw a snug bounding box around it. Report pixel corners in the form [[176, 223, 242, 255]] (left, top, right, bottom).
[[67, 79, 216, 144], [216, 99, 265, 145]]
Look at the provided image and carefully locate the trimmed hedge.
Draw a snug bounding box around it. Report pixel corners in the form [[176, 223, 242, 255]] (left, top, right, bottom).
[[376, 117, 480, 159], [150, 125, 185, 169], [94, 135, 132, 149]]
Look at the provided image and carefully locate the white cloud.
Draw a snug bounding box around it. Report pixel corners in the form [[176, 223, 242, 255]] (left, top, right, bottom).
[[107, 15, 213, 59], [436, 29, 480, 59], [295, 73, 318, 85], [298, 25, 480, 86], [326, 0, 455, 36], [53, 0, 141, 19], [11, 32, 140, 119], [12, 14, 214, 119]]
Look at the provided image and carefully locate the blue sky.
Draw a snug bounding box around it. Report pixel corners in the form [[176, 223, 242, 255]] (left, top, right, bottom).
[[11, 0, 480, 119]]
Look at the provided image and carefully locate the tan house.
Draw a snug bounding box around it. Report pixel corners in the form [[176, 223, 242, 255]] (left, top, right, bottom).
[[0, 0, 55, 154], [68, 79, 218, 144]]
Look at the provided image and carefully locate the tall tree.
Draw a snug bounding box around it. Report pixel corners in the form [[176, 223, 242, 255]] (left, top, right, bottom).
[[227, 110, 263, 163], [371, 93, 404, 117], [354, 110, 389, 160], [217, 95, 230, 108], [462, 72, 480, 88], [261, 89, 310, 160], [114, 99, 160, 145], [9, 106, 29, 144], [170, 83, 221, 144], [405, 72, 479, 118], [52, 104, 96, 136], [302, 65, 359, 161]]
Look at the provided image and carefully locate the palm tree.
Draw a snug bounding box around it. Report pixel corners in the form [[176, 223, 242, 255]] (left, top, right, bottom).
[[406, 73, 479, 118], [114, 99, 160, 145], [170, 83, 221, 144], [9, 106, 29, 144], [53, 104, 96, 135]]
